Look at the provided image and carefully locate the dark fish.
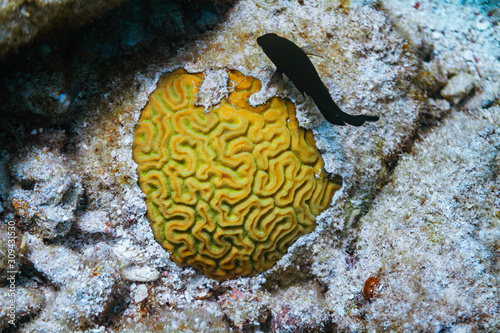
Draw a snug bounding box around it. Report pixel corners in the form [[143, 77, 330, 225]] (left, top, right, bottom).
[[257, 33, 379, 126]]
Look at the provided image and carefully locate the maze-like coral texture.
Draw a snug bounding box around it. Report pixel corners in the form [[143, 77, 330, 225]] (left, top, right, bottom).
[[133, 69, 341, 280]]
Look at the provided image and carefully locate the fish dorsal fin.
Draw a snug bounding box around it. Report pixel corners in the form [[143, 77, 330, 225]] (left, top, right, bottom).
[[301, 44, 327, 59]]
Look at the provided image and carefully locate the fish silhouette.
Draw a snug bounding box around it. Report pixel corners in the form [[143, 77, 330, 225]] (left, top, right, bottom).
[[257, 33, 379, 126]]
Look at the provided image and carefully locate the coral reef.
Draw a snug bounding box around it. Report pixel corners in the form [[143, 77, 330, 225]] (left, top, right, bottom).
[[0, 286, 44, 329], [114, 302, 232, 333], [0, 0, 499, 331], [219, 288, 270, 330], [133, 68, 340, 280]]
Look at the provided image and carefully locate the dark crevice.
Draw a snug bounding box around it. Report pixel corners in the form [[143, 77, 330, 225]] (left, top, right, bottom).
[[77, 188, 90, 211], [18, 261, 58, 290], [206, 284, 232, 303], [457, 86, 480, 108], [2, 308, 43, 333], [19, 179, 36, 191], [43, 223, 115, 252], [96, 284, 130, 328], [0, 0, 237, 154], [260, 310, 273, 333], [261, 250, 317, 291]]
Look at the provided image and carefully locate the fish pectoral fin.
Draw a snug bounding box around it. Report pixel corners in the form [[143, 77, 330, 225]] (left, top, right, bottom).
[[264, 70, 286, 92], [301, 44, 326, 59], [297, 90, 308, 104], [269, 70, 284, 86]]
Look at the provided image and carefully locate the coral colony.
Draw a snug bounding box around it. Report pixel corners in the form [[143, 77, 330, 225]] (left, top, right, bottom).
[[133, 69, 341, 280]]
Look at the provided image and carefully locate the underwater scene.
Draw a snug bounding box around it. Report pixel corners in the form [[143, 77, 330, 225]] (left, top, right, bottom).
[[0, 0, 499, 331]]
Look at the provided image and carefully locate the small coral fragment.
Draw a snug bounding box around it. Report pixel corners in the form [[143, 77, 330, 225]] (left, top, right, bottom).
[[363, 276, 381, 300], [133, 68, 341, 280]]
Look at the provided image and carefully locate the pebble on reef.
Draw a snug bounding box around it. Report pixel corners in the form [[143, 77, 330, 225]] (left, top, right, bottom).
[[363, 276, 381, 300], [76, 210, 114, 234], [121, 265, 160, 282], [440, 72, 476, 104]]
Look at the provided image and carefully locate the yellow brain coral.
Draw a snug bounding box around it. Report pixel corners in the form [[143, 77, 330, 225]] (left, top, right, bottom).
[[133, 68, 341, 280]]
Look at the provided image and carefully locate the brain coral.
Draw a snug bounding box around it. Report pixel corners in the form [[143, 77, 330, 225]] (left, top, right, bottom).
[[133, 68, 341, 281]]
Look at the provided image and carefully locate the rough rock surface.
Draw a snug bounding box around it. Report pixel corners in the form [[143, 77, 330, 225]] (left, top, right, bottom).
[[0, 286, 45, 329], [20, 235, 121, 332], [9, 146, 83, 239], [319, 107, 500, 331], [0, 0, 498, 332], [0, 0, 128, 59]]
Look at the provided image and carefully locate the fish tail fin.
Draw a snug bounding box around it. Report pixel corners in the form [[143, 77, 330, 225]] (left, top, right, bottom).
[[330, 101, 379, 126], [344, 114, 379, 126], [316, 98, 379, 126]]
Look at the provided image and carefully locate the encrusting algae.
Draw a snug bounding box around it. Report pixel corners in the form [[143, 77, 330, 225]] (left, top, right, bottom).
[[133, 69, 341, 281]]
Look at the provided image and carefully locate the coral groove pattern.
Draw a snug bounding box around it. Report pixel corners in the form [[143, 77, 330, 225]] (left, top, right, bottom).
[[133, 69, 341, 280]]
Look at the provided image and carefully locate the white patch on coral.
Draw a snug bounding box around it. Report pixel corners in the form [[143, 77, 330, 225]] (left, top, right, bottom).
[[195, 69, 229, 111]]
